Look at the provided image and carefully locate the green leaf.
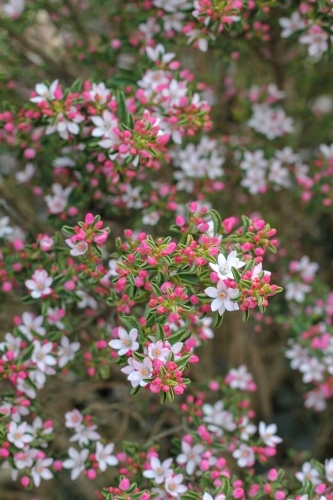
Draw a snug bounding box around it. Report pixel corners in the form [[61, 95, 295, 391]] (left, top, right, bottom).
[[209, 209, 222, 234], [212, 311, 224, 328], [167, 328, 191, 345], [176, 273, 199, 285], [241, 215, 250, 232], [71, 77, 83, 92], [242, 309, 250, 322], [126, 112, 134, 129], [150, 282, 162, 297], [231, 266, 241, 284], [62, 225, 75, 235], [175, 353, 191, 369], [120, 315, 138, 331], [21, 344, 34, 362], [21, 295, 35, 304], [155, 323, 165, 341], [116, 90, 127, 123]]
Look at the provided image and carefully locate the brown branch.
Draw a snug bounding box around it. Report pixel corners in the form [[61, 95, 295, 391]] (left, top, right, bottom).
[[0, 19, 77, 82]]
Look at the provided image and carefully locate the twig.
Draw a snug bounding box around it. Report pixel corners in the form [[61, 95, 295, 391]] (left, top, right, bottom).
[[144, 424, 185, 445]]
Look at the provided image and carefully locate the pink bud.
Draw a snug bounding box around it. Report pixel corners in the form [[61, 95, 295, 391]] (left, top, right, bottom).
[[119, 478, 130, 491], [267, 468, 278, 481], [2, 282, 12, 292], [87, 469, 97, 480], [21, 476, 30, 487], [85, 213, 95, 224], [64, 280, 76, 291], [23, 148, 36, 159], [175, 215, 185, 227], [53, 460, 63, 471]]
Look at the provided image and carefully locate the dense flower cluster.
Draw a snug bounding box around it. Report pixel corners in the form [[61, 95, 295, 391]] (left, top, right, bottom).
[[0, 0, 333, 499]]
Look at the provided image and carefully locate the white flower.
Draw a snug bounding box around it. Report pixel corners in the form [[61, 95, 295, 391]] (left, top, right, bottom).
[[299, 26, 329, 58], [165, 473, 188, 497], [162, 12, 185, 32], [153, 0, 188, 12], [30, 80, 58, 103], [295, 461, 321, 485], [65, 409, 83, 429], [52, 157, 76, 168], [31, 341, 57, 372], [146, 44, 175, 63], [45, 109, 84, 140], [176, 441, 204, 475], [87, 83, 111, 104], [268, 159, 291, 189], [2, 0, 25, 18], [18, 312, 45, 340], [142, 211, 160, 226], [279, 11, 305, 38], [63, 447, 89, 480], [91, 110, 119, 142], [0, 216, 13, 238], [109, 327, 139, 356], [76, 290, 98, 309], [209, 251, 245, 280], [239, 416, 257, 441], [258, 422, 282, 447], [58, 336, 80, 368], [241, 168, 267, 195], [285, 282, 311, 302], [299, 357, 324, 383], [203, 494, 226, 500], [228, 365, 253, 390], [204, 280, 239, 315], [232, 444, 255, 467], [70, 425, 101, 446], [285, 343, 308, 370], [127, 357, 153, 387], [275, 147, 300, 164], [65, 239, 89, 257], [147, 341, 170, 362], [320, 143, 333, 159], [304, 388, 327, 412], [7, 422, 33, 449], [47, 307, 65, 330], [14, 447, 36, 469], [31, 457, 53, 487], [0, 332, 21, 358], [15, 163, 36, 183], [44, 183, 72, 214], [143, 456, 173, 484], [202, 400, 236, 436], [240, 150, 268, 171], [325, 459, 333, 483], [296, 256, 319, 282], [138, 17, 161, 38], [95, 442, 118, 471], [25, 270, 53, 299]]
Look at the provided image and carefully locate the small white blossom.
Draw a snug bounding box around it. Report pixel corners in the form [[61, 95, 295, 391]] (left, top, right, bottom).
[[209, 251, 245, 280], [258, 422, 282, 447], [63, 447, 89, 480], [204, 280, 239, 315], [109, 327, 139, 356], [176, 441, 204, 475], [295, 461, 321, 485], [95, 442, 118, 471], [143, 457, 173, 484]]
